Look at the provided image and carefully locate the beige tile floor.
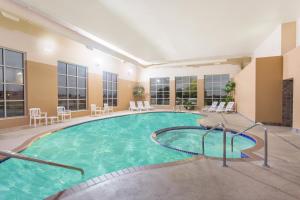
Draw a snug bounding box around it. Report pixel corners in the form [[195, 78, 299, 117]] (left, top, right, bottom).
[[1, 110, 300, 200]]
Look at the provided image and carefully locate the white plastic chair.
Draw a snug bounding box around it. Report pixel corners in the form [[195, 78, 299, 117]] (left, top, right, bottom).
[[129, 101, 138, 111], [224, 102, 235, 113], [137, 101, 146, 111], [207, 101, 219, 112], [215, 102, 226, 112], [91, 104, 103, 116], [144, 101, 154, 110], [29, 108, 47, 127], [103, 103, 113, 114], [57, 106, 72, 121]]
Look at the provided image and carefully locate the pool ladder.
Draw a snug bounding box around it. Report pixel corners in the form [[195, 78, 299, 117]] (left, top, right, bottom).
[[0, 150, 84, 175], [202, 123, 228, 167], [201, 122, 269, 167], [230, 122, 269, 167]]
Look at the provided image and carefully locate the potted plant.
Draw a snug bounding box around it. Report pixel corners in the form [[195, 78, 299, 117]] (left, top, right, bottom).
[[132, 85, 145, 101], [224, 81, 236, 103], [183, 99, 195, 110]]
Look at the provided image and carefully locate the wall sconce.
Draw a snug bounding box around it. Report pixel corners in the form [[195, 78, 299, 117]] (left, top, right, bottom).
[[127, 68, 133, 75], [39, 37, 56, 54]]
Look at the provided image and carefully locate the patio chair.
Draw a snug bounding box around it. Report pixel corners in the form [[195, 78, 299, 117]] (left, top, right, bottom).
[[129, 101, 138, 111], [224, 102, 235, 113], [205, 101, 218, 112], [103, 103, 113, 114], [57, 106, 72, 121], [137, 101, 146, 111], [144, 101, 154, 110], [215, 102, 226, 112], [29, 108, 47, 127], [91, 104, 103, 116]]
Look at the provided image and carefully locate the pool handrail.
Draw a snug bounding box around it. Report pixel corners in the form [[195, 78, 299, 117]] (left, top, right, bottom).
[[230, 122, 269, 167], [202, 122, 227, 167], [0, 150, 85, 175]]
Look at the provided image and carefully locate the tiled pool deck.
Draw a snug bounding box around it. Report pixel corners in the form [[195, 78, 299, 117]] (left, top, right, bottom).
[[1, 110, 300, 200]]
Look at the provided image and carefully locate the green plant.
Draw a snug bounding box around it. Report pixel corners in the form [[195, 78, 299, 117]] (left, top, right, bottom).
[[183, 99, 195, 110], [224, 81, 236, 103], [133, 85, 145, 100]]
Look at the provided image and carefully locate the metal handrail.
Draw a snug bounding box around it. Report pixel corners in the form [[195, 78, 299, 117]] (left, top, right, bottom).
[[202, 123, 227, 167], [0, 150, 85, 175], [230, 122, 269, 167]]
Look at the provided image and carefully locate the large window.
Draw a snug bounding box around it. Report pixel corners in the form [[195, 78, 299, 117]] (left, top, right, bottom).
[[0, 48, 25, 118], [103, 71, 117, 106], [204, 74, 229, 105], [175, 76, 197, 105], [150, 77, 170, 105], [57, 61, 87, 111]]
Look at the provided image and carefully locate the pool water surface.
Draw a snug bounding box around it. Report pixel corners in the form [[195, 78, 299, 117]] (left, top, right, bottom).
[[0, 112, 255, 199]]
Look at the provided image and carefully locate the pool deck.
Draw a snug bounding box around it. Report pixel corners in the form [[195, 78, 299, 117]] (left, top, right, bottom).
[[1, 110, 300, 200]]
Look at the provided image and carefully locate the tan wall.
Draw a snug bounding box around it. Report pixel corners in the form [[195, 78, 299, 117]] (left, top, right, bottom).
[[0, 14, 139, 130], [256, 57, 283, 124], [170, 80, 175, 108], [117, 79, 136, 111], [234, 61, 256, 121], [281, 22, 297, 55], [197, 79, 204, 109], [0, 60, 136, 129], [27, 61, 58, 116], [283, 47, 300, 129], [235, 57, 283, 124]]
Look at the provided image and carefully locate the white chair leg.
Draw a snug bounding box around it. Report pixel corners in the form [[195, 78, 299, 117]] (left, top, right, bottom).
[[29, 118, 32, 127], [34, 118, 36, 128]]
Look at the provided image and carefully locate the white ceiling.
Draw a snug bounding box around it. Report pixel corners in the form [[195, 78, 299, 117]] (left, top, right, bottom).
[[11, 0, 300, 65]]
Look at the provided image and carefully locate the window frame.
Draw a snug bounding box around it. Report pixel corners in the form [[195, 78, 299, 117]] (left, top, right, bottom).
[[204, 74, 229, 105], [150, 77, 170, 105], [0, 47, 26, 118], [103, 71, 118, 107], [57, 61, 88, 111], [175, 76, 197, 106]]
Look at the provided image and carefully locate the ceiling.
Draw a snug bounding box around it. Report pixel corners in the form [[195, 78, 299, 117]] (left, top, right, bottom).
[[9, 0, 300, 65]]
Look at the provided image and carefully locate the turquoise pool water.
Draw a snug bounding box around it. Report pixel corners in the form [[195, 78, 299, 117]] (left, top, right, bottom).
[[0, 112, 255, 199], [155, 129, 256, 158]]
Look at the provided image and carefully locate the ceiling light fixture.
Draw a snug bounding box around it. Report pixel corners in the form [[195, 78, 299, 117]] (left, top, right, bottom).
[[1, 11, 20, 22], [9, 0, 151, 66]]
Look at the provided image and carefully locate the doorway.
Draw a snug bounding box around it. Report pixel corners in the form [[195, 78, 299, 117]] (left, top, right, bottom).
[[282, 79, 293, 126]]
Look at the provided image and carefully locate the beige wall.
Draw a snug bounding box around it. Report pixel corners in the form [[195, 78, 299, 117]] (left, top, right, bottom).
[[0, 13, 139, 129], [256, 57, 283, 124], [235, 57, 283, 124], [281, 22, 297, 55], [197, 79, 204, 109], [27, 61, 58, 116], [234, 61, 256, 121], [283, 47, 300, 129], [0, 59, 136, 129]]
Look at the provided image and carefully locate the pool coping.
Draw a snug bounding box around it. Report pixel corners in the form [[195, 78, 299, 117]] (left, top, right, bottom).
[[0, 111, 265, 199]]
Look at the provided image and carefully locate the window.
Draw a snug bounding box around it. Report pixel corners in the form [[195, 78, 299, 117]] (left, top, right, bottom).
[[57, 61, 87, 111], [0, 48, 25, 118], [103, 71, 117, 106], [150, 77, 170, 105], [204, 74, 229, 105], [175, 76, 197, 105]]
